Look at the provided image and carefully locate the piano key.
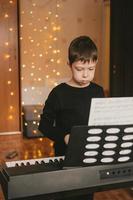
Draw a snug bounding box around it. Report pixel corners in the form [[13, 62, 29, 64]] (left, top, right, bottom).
[[5, 156, 64, 168]]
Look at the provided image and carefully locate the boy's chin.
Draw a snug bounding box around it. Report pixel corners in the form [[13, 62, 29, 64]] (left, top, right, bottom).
[[78, 81, 90, 87]]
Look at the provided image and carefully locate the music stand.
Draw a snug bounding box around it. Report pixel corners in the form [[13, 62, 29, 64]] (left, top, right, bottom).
[[64, 124, 133, 167]]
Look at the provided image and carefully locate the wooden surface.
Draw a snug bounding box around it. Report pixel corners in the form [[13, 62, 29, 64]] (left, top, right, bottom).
[[0, 0, 20, 132], [0, 134, 133, 200]]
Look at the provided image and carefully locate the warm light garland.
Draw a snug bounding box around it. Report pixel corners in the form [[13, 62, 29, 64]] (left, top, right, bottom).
[[20, 0, 64, 108], [19, 0, 68, 137], [2, 0, 16, 122]]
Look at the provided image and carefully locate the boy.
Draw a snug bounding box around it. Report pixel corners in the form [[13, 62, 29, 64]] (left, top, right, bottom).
[[39, 35, 104, 200]]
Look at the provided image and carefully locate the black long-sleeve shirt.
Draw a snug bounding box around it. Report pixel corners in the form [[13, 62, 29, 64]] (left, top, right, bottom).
[[38, 82, 104, 155]]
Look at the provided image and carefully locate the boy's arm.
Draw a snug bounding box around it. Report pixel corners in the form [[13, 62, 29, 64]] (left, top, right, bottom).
[[98, 86, 105, 97], [38, 90, 67, 142], [38, 113, 67, 142], [95, 86, 105, 98]]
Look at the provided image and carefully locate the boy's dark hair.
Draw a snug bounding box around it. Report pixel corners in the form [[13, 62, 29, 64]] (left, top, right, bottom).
[[68, 35, 98, 65]]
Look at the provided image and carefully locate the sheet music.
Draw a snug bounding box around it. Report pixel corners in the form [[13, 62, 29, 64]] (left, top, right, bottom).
[[88, 97, 133, 126]]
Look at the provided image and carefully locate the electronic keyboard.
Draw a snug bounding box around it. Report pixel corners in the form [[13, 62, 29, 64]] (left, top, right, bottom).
[[1, 156, 133, 200], [1, 124, 133, 199]]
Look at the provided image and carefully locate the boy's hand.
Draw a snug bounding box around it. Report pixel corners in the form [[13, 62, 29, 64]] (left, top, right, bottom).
[[64, 134, 70, 145]]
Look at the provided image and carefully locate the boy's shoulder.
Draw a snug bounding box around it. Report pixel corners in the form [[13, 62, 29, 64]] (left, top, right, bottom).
[[50, 83, 66, 95], [47, 83, 66, 99], [52, 82, 65, 91]]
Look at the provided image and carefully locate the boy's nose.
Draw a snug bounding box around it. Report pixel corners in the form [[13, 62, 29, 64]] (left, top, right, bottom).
[[83, 70, 88, 77]]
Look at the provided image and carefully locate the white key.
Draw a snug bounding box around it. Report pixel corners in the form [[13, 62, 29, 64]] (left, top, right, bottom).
[[6, 156, 64, 168]]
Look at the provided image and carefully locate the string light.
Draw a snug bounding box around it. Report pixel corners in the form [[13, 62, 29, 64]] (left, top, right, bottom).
[[10, 106, 13, 110], [8, 68, 12, 72], [7, 80, 12, 84], [4, 14, 9, 18], [9, 28, 13, 31], [8, 115, 13, 120], [5, 42, 9, 46], [24, 88, 28, 92], [5, 54, 10, 59]]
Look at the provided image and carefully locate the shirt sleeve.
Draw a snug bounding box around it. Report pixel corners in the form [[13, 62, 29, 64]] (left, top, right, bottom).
[[94, 85, 105, 98], [38, 89, 66, 142]]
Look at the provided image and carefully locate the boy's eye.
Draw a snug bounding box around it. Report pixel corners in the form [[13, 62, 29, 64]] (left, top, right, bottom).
[[76, 68, 83, 71], [88, 67, 95, 71]]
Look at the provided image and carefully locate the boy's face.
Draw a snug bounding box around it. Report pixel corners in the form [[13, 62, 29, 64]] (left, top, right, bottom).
[[70, 60, 97, 87]]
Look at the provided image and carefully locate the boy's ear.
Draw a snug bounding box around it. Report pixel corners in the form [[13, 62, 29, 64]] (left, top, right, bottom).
[[67, 61, 71, 67], [95, 59, 98, 65]]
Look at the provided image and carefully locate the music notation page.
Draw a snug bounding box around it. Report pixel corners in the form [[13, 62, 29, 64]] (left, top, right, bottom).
[[88, 97, 133, 126]]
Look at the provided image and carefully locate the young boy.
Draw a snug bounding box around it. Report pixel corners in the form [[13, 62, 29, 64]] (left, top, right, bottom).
[[38, 35, 104, 200]]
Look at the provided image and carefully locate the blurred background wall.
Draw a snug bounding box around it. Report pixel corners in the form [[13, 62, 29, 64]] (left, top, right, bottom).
[[0, 0, 110, 134]]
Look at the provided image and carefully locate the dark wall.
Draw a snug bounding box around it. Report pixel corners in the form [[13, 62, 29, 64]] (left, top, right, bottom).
[[110, 0, 133, 97]]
